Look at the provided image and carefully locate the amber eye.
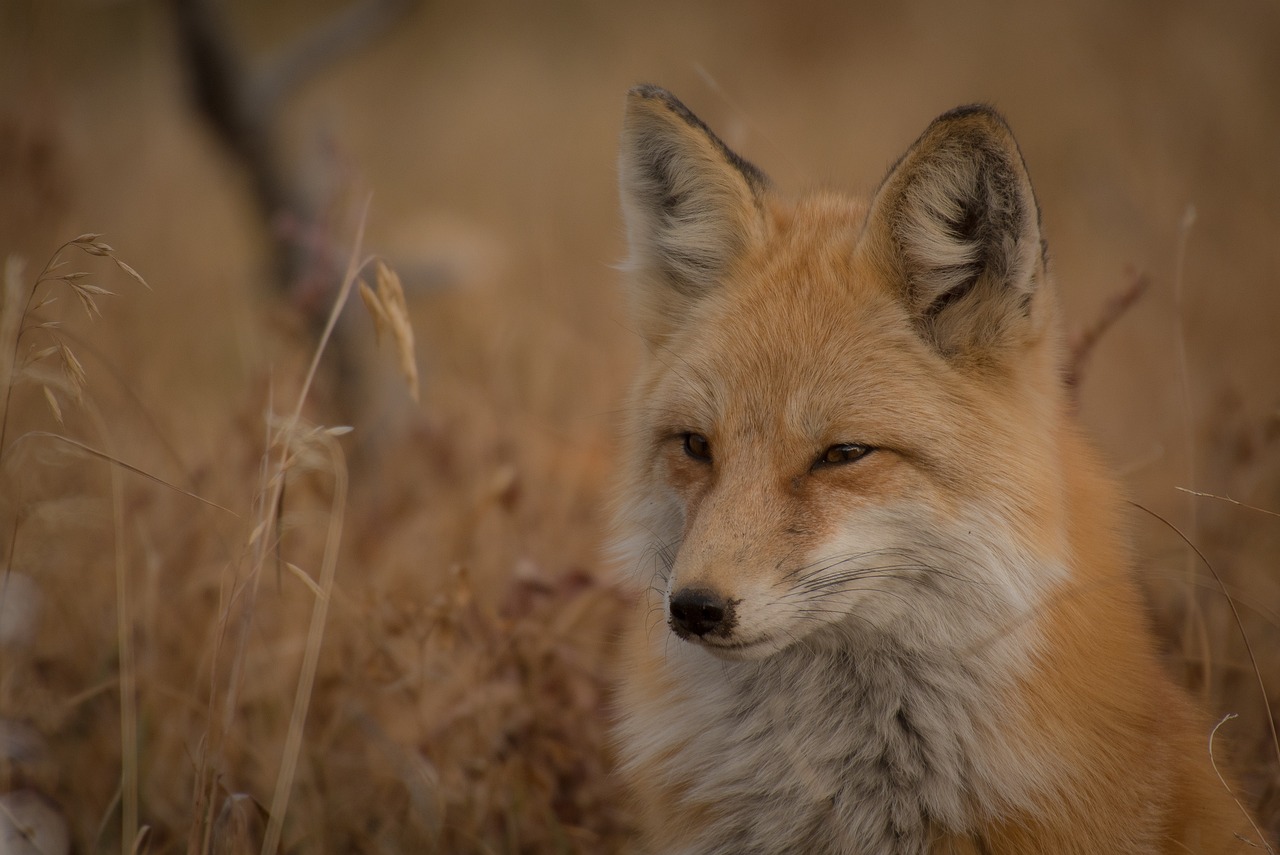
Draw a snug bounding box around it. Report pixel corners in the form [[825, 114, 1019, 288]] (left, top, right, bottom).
[[682, 433, 712, 462], [815, 443, 872, 468]]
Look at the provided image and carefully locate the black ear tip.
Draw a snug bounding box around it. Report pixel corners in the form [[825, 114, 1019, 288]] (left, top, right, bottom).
[[928, 104, 1016, 139], [938, 103, 1003, 121], [628, 84, 687, 113], [625, 85, 699, 128], [629, 83, 673, 100], [622, 85, 771, 194]]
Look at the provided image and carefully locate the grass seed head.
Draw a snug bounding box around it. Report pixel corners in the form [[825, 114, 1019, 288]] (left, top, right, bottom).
[[41, 386, 63, 425], [373, 259, 419, 403], [55, 342, 86, 397]]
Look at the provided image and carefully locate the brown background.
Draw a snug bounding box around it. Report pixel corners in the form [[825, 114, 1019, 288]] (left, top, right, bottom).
[[2, 0, 1278, 851]]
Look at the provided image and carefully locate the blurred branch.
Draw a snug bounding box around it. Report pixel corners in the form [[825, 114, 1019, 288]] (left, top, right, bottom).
[[253, 0, 418, 121], [170, 0, 293, 223], [168, 0, 418, 304], [1065, 268, 1151, 405]]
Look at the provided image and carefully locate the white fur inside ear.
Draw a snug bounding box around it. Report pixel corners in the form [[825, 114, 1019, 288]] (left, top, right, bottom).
[[898, 162, 987, 301], [866, 110, 1043, 357], [620, 162, 744, 290], [619, 132, 757, 292], [618, 89, 767, 341]]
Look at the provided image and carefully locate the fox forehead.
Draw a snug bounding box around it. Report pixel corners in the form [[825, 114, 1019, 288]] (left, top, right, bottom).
[[645, 196, 955, 447]]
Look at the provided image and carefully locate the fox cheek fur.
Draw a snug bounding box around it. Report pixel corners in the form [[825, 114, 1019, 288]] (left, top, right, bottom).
[[611, 85, 1267, 854]]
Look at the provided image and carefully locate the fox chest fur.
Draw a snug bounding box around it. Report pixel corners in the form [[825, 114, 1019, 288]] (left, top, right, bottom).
[[617, 637, 1017, 855], [610, 85, 1265, 854]]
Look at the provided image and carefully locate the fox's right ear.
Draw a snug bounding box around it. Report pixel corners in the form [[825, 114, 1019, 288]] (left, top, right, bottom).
[[619, 85, 769, 343]]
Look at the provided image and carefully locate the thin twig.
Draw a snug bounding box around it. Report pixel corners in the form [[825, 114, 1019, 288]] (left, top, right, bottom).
[[289, 195, 373, 431], [1064, 268, 1151, 399], [7, 432, 238, 517], [1132, 501, 1280, 768], [260, 432, 348, 855], [1170, 206, 1207, 691], [1177, 487, 1280, 520], [110, 421, 137, 853], [1208, 714, 1274, 853]]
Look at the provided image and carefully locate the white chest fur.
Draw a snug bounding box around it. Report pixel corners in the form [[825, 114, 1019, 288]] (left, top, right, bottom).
[[619, 636, 1027, 855]]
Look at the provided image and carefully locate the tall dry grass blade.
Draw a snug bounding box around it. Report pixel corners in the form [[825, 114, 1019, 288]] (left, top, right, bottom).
[[284, 561, 324, 600], [59, 677, 118, 712], [91, 784, 122, 854], [260, 432, 347, 855], [55, 403, 140, 855], [290, 196, 373, 429], [233, 197, 371, 679], [73, 397, 147, 855], [2, 241, 153, 854], [112, 453, 139, 855], [187, 203, 416, 853], [111, 433, 138, 855], [1, 235, 165, 851], [1133, 501, 1280, 768], [216, 200, 373, 855], [1177, 487, 1280, 520], [0, 256, 27, 455], [1170, 205, 1210, 692], [1208, 714, 1275, 854], [211, 386, 279, 838], [130, 825, 152, 855], [9, 432, 238, 516]]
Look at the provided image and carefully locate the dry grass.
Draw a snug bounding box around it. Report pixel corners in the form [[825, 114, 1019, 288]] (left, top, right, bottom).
[[1, 0, 1278, 852]]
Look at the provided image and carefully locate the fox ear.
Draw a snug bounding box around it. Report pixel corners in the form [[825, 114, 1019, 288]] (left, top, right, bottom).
[[619, 85, 769, 342], [860, 105, 1047, 361]]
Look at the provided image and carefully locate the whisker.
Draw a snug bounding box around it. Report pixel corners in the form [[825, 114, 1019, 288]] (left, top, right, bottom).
[[784, 546, 915, 581]]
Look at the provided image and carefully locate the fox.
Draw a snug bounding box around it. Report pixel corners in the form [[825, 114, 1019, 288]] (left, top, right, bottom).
[[609, 84, 1267, 854]]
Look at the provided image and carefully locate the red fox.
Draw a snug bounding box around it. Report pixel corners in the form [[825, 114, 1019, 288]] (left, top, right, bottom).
[[611, 85, 1266, 854]]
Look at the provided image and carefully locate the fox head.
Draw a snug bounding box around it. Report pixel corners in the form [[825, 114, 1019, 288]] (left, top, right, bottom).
[[616, 86, 1079, 661]]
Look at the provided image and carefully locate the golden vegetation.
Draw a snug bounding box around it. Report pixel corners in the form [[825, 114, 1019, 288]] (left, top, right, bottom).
[[1, 0, 1278, 852]]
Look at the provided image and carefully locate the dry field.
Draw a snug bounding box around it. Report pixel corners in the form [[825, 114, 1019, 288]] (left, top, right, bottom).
[[2, 0, 1279, 852]]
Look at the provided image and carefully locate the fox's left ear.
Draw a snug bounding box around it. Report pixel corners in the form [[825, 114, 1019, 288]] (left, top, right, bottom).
[[859, 106, 1048, 362]]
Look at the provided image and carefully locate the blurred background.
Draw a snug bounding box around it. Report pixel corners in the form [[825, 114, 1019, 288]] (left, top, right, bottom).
[[2, 0, 1278, 851]]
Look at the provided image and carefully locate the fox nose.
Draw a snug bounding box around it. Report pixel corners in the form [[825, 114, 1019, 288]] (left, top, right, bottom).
[[669, 588, 732, 637]]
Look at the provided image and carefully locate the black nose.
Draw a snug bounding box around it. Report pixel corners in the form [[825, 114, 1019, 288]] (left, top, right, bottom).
[[669, 588, 732, 637]]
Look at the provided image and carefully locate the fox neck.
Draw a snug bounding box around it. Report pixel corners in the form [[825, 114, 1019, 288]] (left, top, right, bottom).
[[645, 624, 1036, 854]]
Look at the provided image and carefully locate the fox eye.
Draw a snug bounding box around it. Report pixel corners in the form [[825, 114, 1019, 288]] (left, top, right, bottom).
[[815, 443, 872, 468], [682, 432, 712, 462]]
